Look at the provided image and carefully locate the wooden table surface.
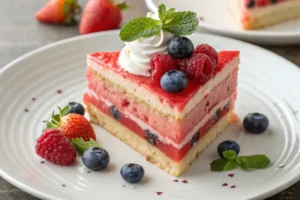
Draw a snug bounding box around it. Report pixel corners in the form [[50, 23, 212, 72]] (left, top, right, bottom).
[[1, 0, 300, 199]]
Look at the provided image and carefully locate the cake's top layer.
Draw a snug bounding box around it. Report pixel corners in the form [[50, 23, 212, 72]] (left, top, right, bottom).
[[87, 51, 239, 118], [243, 0, 293, 9]]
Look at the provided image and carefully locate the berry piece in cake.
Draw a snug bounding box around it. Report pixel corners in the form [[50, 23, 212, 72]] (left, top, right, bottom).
[[82, 147, 110, 171], [246, 0, 255, 8], [35, 128, 77, 165], [120, 163, 145, 183], [194, 44, 219, 67], [270, 0, 277, 4], [168, 36, 194, 59], [44, 105, 96, 141], [67, 102, 85, 116], [110, 106, 121, 120], [177, 53, 214, 84], [243, 113, 269, 134], [150, 53, 177, 84], [217, 140, 240, 158], [160, 70, 188, 93], [145, 130, 158, 145], [256, 0, 268, 6], [190, 132, 200, 146]]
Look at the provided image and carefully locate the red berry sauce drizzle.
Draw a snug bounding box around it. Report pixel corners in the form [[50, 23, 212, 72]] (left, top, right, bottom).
[[230, 185, 236, 189], [228, 173, 234, 177], [32, 97, 36, 101], [156, 192, 163, 195], [279, 165, 285, 168], [222, 183, 228, 187], [173, 179, 179, 182], [24, 108, 29, 112], [57, 90, 63, 94], [181, 180, 188, 184], [199, 16, 204, 21]]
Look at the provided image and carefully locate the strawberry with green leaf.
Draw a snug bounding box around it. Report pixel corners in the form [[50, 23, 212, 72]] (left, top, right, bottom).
[[44, 105, 96, 141]]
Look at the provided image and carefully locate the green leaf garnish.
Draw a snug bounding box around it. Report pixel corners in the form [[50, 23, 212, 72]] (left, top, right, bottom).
[[71, 137, 102, 155], [210, 150, 271, 172], [43, 105, 70, 128], [115, 2, 129, 10], [119, 3, 199, 42]]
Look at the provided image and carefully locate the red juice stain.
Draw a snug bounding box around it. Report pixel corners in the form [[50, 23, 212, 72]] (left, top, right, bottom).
[[230, 185, 236, 188], [57, 90, 62, 94], [156, 192, 163, 195], [199, 16, 205, 21], [32, 97, 36, 101], [173, 179, 179, 182], [222, 183, 228, 187], [228, 173, 234, 177], [24, 109, 29, 112], [181, 180, 188, 184]]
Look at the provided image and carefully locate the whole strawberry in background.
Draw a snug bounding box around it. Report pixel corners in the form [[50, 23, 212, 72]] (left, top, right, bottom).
[[36, 0, 81, 25], [79, 0, 127, 34], [44, 105, 96, 141]]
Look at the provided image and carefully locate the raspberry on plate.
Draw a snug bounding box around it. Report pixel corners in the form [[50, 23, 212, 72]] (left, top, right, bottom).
[[150, 53, 177, 84], [194, 44, 219, 67], [177, 53, 215, 84], [35, 128, 77, 165]]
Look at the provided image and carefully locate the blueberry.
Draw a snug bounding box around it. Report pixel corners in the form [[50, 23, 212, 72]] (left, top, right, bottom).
[[217, 140, 240, 158], [145, 130, 158, 145], [191, 132, 200, 147], [82, 147, 110, 171], [243, 113, 269, 134], [168, 36, 194, 59], [67, 102, 85, 115], [246, 0, 255, 8], [214, 109, 221, 121], [120, 163, 144, 183], [160, 70, 188, 93], [270, 0, 277, 3], [110, 106, 120, 120]]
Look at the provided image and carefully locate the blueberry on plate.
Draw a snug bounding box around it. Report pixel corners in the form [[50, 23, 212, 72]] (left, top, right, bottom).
[[217, 140, 240, 158], [168, 36, 194, 59], [243, 113, 269, 134], [121, 163, 144, 183], [160, 70, 188, 93], [82, 147, 110, 171], [67, 102, 85, 115]]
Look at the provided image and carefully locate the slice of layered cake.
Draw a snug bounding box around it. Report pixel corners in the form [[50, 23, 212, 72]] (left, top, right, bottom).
[[83, 4, 240, 176], [229, 0, 300, 30]]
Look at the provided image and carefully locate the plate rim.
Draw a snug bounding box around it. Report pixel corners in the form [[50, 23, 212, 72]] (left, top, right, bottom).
[[145, 0, 300, 37], [1, 30, 300, 200]]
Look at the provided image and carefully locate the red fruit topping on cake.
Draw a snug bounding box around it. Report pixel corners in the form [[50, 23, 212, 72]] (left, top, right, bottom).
[[45, 106, 96, 141], [79, 0, 126, 34], [194, 44, 219, 67], [150, 53, 177, 84], [256, 0, 268, 6], [177, 53, 215, 84], [35, 0, 80, 25], [35, 128, 77, 165]]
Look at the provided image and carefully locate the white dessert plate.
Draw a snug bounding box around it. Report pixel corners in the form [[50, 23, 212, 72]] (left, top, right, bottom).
[[1, 31, 300, 200], [145, 0, 300, 45]]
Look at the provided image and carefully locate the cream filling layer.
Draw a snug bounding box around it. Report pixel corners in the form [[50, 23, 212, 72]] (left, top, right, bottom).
[[87, 89, 233, 150], [87, 56, 239, 119]]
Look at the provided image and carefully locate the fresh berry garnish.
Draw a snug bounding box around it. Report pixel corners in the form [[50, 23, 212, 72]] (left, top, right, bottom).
[[243, 113, 269, 134], [110, 106, 121, 120], [67, 102, 85, 115], [35, 0, 80, 25], [246, 0, 255, 8], [120, 163, 145, 183], [168, 36, 194, 59], [79, 0, 127, 34], [160, 70, 188, 93], [256, 0, 268, 6], [44, 105, 96, 141], [217, 140, 240, 158], [145, 130, 158, 145], [214, 109, 221, 121], [82, 147, 110, 171], [150, 53, 177, 84], [35, 128, 77, 165], [177, 53, 214, 84], [194, 44, 219, 67]]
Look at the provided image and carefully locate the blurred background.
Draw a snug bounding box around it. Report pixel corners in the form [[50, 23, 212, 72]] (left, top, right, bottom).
[[0, 0, 299, 199]]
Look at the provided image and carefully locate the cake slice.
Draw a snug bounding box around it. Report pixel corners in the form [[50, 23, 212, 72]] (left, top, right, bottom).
[[83, 5, 240, 176], [229, 0, 300, 30]]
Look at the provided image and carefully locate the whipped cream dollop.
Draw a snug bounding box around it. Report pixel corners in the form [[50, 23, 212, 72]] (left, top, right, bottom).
[[118, 12, 174, 77]]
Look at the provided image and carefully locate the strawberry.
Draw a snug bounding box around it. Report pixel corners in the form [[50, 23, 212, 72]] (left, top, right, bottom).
[[36, 0, 81, 25], [79, 0, 127, 34], [44, 105, 96, 141]]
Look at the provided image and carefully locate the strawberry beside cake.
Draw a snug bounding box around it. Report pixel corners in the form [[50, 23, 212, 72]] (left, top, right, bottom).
[[229, 0, 300, 30], [83, 4, 240, 176]]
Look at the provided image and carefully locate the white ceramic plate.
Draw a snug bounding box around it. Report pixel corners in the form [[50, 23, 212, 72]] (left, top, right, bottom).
[[1, 31, 300, 200], [145, 0, 300, 45]]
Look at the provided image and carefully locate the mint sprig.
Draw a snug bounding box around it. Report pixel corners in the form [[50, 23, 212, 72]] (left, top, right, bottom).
[[71, 137, 102, 155], [210, 150, 270, 172], [119, 3, 199, 42]]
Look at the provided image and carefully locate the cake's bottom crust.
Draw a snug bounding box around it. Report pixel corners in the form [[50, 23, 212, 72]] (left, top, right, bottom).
[[86, 102, 232, 177]]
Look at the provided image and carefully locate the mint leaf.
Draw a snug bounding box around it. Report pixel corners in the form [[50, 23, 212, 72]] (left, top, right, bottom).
[[71, 138, 102, 155], [120, 17, 161, 42], [237, 155, 270, 171], [61, 105, 70, 116], [210, 159, 229, 172], [115, 2, 128, 10], [158, 4, 167, 20], [224, 160, 237, 171], [222, 150, 237, 160], [236, 156, 248, 171], [161, 11, 199, 36]]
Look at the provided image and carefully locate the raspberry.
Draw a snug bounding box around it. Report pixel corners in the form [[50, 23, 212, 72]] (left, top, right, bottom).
[[177, 53, 214, 84], [150, 53, 177, 83], [194, 44, 219, 68], [35, 129, 77, 166]]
